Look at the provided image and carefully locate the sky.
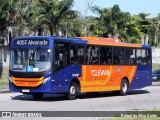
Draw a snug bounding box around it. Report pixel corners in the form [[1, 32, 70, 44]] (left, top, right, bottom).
[[73, 0, 160, 18]]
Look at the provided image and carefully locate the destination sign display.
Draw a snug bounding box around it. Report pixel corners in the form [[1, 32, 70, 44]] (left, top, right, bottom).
[[14, 39, 49, 46]]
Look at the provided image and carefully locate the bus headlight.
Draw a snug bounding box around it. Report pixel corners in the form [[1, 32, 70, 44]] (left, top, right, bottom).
[[43, 77, 50, 84]]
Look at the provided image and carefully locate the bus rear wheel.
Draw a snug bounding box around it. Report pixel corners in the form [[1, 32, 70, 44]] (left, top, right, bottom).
[[113, 79, 129, 96], [32, 93, 44, 100], [120, 79, 129, 96], [65, 82, 77, 100]]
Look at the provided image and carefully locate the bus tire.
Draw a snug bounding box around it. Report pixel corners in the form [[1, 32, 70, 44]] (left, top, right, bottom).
[[65, 82, 77, 100], [120, 79, 129, 96], [113, 79, 129, 96], [32, 93, 44, 100]]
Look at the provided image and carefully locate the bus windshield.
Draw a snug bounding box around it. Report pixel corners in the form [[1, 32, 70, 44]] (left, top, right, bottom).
[[10, 48, 52, 72]]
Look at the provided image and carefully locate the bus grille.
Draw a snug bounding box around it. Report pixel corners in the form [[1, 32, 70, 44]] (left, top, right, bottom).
[[11, 76, 44, 87]]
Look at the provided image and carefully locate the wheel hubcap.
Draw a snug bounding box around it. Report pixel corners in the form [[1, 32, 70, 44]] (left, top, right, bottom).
[[122, 82, 127, 93], [70, 86, 76, 95]]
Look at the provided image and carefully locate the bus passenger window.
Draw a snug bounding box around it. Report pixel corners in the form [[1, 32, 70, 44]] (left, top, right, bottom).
[[77, 45, 85, 64], [124, 48, 130, 64], [86, 46, 92, 64], [70, 44, 85, 64], [113, 47, 125, 64], [90, 46, 99, 64], [129, 49, 136, 65], [86, 46, 99, 64], [142, 49, 147, 65], [59, 53, 63, 64], [100, 47, 112, 64], [70, 45, 77, 64], [119, 51, 124, 64], [86, 46, 91, 64], [146, 49, 150, 65], [136, 49, 142, 65]]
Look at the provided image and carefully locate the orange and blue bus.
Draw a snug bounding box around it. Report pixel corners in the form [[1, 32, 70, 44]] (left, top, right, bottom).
[[9, 36, 152, 100]]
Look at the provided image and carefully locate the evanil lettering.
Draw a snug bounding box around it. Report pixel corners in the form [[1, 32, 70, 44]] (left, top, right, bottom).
[[91, 70, 111, 76]]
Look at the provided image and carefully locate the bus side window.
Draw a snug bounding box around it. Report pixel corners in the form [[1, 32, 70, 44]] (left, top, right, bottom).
[[129, 49, 136, 65], [124, 48, 130, 65], [113, 47, 117, 64], [86, 46, 99, 64], [86, 46, 92, 64], [70, 44, 85, 64], [70, 49, 76, 64], [77, 45, 85, 64], [136, 49, 142, 65], [119, 50, 124, 64], [90, 46, 99, 64], [100, 47, 112, 64], [113, 47, 125, 64], [146, 49, 151, 65], [142, 49, 147, 65]]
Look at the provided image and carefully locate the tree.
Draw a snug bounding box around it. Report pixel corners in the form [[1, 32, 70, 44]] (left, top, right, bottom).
[[124, 15, 141, 43], [29, 0, 74, 36], [139, 12, 150, 20], [91, 4, 132, 40], [0, 0, 24, 45], [82, 0, 95, 36], [59, 10, 83, 37], [0, 0, 11, 38], [91, 5, 112, 37]]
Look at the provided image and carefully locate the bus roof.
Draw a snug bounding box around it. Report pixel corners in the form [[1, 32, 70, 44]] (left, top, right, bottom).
[[79, 37, 144, 48], [79, 37, 122, 43], [12, 36, 150, 48]]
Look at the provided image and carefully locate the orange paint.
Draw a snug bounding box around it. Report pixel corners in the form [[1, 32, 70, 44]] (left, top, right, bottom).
[[79, 37, 142, 48], [80, 65, 137, 93], [12, 76, 44, 87]]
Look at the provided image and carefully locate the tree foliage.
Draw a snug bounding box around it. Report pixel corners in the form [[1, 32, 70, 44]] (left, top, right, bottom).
[[0, 1, 160, 46], [29, 0, 74, 36]]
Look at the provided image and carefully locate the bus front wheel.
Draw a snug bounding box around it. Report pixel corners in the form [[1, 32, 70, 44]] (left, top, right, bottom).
[[65, 82, 77, 100], [32, 93, 44, 100]]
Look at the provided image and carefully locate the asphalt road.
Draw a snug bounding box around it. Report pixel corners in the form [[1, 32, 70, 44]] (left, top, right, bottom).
[[0, 86, 160, 119], [0, 86, 159, 111]]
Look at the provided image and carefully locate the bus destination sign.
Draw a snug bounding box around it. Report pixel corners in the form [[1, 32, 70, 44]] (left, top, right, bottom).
[[14, 39, 49, 46]]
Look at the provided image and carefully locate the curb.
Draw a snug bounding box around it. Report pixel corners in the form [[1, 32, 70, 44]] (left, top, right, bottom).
[[0, 85, 9, 93], [152, 82, 160, 86], [0, 90, 10, 93]]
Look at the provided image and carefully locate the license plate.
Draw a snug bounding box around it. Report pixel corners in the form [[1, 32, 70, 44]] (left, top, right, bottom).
[[22, 89, 30, 93]]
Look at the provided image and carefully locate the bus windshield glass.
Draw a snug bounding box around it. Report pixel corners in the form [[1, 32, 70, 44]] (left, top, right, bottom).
[[10, 48, 52, 72]]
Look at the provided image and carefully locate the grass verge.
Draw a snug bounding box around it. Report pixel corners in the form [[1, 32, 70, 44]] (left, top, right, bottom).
[[0, 67, 9, 85], [152, 64, 160, 71]]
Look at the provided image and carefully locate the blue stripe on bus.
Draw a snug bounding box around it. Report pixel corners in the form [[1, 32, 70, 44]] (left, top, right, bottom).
[[129, 65, 152, 89]]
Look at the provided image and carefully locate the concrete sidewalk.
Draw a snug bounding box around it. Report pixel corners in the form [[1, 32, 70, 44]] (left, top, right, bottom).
[[152, 82, 160, 86], [0, 85, 9, 93]]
